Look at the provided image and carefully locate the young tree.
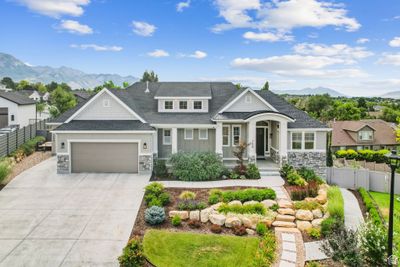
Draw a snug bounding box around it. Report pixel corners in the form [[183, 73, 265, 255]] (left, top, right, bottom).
[[233, 142, 249, 175], [36, 102, 46, 116], [235, 83, 248, 90], [261, 81, 269, 91], [16, 80, 31, 90], [50, 86, 77, 114], [140, 70, 159, 82], [123, 81, 130, 88]]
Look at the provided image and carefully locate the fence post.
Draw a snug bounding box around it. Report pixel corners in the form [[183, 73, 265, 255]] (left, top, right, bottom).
[[30, 124, 32, 139], [16, 129, 18, 149], [6, 133, 9, 155]]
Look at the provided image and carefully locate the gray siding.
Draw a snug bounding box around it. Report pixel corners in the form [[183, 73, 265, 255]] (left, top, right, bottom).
[[222, 123, 248, 158], [225, 91, 271, 112], [158, 129, 172, 158], [287, 130, 327, 151], [177, 129, 215, 153]]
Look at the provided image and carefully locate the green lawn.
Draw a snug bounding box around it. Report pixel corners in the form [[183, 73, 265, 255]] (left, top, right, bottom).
[[369, 191, 400, 258], [143, 230, 261, 267]]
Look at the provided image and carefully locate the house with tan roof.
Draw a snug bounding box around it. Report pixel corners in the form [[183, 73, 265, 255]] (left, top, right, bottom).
[[329, 119, 398, 152]]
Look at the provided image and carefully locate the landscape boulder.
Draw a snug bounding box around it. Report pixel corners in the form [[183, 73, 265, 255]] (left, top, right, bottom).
[[278, 208, 295, 216], [243, 200, 259, 206], [296, 220, 312, 231], [277, 199, 293, 208], [296, 210, 314, 221], [272, 221, 296, 228], [169, 210, 189, 220], [261, 199, 277, 208], [225, 216, 242, 228], [189, 210, 200, 221], [209, 214, 226, 226], [276, 214, 295, 222], [228, 200, 242, 206], [312, 218, 324, 228], [312, 209, 323, 219], [200, 208, 212, 223]]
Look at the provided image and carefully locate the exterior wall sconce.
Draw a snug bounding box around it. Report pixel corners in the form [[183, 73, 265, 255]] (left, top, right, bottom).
[[61, 142, 65, 149], [143, 142, 147, 150]]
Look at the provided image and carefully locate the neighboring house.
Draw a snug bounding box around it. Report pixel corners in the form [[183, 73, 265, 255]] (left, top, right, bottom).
[[49, 82, 330, 175], [19, 89, 50, 102], [0, 91, 36, 128], [329, 119, 398, 152], [73, 91, 91, 103], [0, 84, 12, 92]]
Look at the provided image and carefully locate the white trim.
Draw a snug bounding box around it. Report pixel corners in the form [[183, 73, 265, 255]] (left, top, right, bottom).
[[212, 119, 244, 122], [164, 100, 174, 110], [198, 128, 208, 140], [46, 122, 62, 125], [244, 113, 295, 123], [151, 124, 216, 128], [51, 130, 155, 134], [193, 100, 203, 110], [290, 131, 317, 151], [65, 88, 146, 123], [232, 125, 241, 146], [222, 125, 230, 147], [288, 149, 326, 153], [163, 129, 172, 145], [154, 96, 212, 100], [103, 99, 110, 108], [179, 100, 188, 110], [256, 125, 269, 157], [67, 139, 141, 173], [184, 128, 193, 140], [304, 132, 316, 150], [288, 128, 331, 132], [218, 88, 278, 113]]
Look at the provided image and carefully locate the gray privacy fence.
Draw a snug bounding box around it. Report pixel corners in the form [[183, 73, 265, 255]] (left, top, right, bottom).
[[326, 167, 400, 195], [0, 120, 47, 158]]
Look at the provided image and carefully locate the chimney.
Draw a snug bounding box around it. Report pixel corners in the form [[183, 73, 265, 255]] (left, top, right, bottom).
[[145, 81, 150, 93]]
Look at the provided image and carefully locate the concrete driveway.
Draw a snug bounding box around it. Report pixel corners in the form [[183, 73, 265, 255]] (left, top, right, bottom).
[[0, 157, 150, 267]]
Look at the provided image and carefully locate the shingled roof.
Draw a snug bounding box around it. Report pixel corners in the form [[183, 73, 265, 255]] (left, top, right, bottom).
[[0, 91, 36, 105], [50, 82, 327, 129]]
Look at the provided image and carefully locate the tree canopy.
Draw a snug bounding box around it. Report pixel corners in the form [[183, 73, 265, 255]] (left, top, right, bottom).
[[140, 70, 159, 82], [261, 81, 269, 91], [50, 86, 77, 117]]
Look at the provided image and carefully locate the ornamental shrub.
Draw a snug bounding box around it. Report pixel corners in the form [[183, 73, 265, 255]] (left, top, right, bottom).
[[358, 220, 387, 266], [246, 163, 261, 179], [286, 169, 307, 186], [144, 182, 170, 207], [118, 237, 145, 267], [144, 206, 166, 225], [169, 152, 225, 181], [288, 181, 319, 201], [153, 159, 168, 177], [327, 186, 344, 221], [177, 200, 206, 211], [297, 167, 324, 184], [179, 190, 196, 200], [358, 188, 383, 225], [218, 203, 266, 215], [0, 158, 11, 183], [280, 163, 294, 178], [254, 230, 276, 267], [256, 223, 267, 236], [171, 215, 181, 227], [294, 200, 321, 211], [208, 188, 276, 204], [307, 228, 321, 239]]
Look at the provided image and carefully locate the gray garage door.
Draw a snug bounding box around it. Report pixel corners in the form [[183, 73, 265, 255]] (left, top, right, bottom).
[[71, 142, 138, 173], [0, 108, 8, 128]]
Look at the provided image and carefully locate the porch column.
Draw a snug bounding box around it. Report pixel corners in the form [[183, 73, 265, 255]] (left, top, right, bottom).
[[215, 122, 223, 156], [279, 121, 288, 163], [152, 130, 158, 157], [247, 120, 256, 163], [171, 127, 178, 154]]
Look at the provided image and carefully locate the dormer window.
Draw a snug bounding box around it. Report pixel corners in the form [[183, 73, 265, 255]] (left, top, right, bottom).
[[194, 101, 202, 110], [164, 101, 173, 110], [359, 130, 373, 141], [179, 101, 188, 110]]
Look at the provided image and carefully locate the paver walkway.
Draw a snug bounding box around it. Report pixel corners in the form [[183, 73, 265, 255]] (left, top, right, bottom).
[[340, 188, 364, 230], [0, 157, 150, 267], [275, 228, 305, 267], [304, 241, 329, 261]]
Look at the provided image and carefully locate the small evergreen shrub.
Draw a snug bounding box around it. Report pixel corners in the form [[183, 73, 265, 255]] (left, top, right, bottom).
[[307, 228, 321, 239], [256, 223, 267, 236], [280, 163, 294, 178], [246, 163, 261, 179], [287, 169, 307, 186], [144, 182, 170, 207], [179, 190, 196, 200], [358, 220, 387, 266], [177, 200, 206, 211], [153, 159, 168, 177], [218, 203, 266, 215], [210, 224, 222, 234], [358, 188, 383, 225], [270, 203, 279, 212], [144, 206, 166, 225], [118, 237, 145, 267], [297, 167, 324, 184], [171, 215, 181, 227]]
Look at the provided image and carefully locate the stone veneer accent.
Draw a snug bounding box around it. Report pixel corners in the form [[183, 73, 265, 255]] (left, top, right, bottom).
[[270, 149, 279, 164], [57, 154, 70, 174], [288, 151, 327, 178], [139, 155, 153, 173]]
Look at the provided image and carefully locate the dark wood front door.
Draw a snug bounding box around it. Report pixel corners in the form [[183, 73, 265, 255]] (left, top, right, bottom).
[[256, 128, 265, 157]]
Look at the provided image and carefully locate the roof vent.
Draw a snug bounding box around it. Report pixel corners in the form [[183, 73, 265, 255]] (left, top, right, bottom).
[[145, 81, 150, 93]]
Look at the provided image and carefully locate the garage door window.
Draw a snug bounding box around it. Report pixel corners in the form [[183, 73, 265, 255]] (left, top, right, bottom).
[[163, 129, 172, 145]]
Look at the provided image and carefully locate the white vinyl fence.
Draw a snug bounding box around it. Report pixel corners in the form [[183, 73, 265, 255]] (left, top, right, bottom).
[[326, 167, 400, 195]]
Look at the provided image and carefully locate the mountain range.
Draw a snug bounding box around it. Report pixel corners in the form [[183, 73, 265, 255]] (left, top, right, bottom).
[[0, 52, 137, 89], [274, 87, 346, 97]]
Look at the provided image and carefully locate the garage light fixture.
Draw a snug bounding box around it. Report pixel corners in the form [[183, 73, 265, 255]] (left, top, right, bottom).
[[61, 142, 65, 149], [143, 142, 147, 150]]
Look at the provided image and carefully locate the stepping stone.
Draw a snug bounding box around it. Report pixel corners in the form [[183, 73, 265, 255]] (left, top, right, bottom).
[[276, 214, 295, 222], [281, 233, 295, 242], [281, 250, 297, 262], [272, 221, 296, 228], [282, 241, 297, 252], [279, 260, 296, 267]]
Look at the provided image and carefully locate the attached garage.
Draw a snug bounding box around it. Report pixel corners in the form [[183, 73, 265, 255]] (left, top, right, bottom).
[[71, 142, 138, 173]]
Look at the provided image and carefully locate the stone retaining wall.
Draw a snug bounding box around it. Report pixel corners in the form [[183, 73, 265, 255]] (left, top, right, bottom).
[[288, 151, 327, 178], [57, 154, 69, 174]]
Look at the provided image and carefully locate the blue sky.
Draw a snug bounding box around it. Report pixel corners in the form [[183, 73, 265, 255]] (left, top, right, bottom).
[[0, 0, 400, 96]]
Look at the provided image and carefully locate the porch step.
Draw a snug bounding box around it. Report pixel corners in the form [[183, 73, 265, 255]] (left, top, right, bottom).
[[260, 170, 281, 177]]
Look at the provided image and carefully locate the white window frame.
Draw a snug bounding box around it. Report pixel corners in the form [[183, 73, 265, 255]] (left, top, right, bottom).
[[184, 128, 193, 140], [222, 125, 230, 147], [103, 99, 111, 108], [163, 129, 172, 145], [232, 125, 241, 146], [164, 100, 173, 110], [245, 95, 252, 103], [199, 128, 208, 140], [358, 130, 373, 141], [193, 100, 203, 110], [179, 101, 188, 110], [291, 132, 303, 150], [304, 132, 315, 150]]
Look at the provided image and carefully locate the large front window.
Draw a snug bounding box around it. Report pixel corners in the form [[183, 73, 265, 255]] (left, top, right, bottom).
[[232, 125, 241, 146], [359, 130, 373, 141], [291, 132, 302, 150], [304, 133, 315, 150]]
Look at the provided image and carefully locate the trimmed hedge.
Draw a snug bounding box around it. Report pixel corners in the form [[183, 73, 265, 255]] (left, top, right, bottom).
[[358, 188, 383, 225], [217, 203, 266, 215], [208, 188, 276, 204], [335, 149, 390, 163]]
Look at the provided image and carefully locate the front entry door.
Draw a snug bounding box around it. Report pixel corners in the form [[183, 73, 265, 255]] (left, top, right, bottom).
[[256, 128, 265, 157]]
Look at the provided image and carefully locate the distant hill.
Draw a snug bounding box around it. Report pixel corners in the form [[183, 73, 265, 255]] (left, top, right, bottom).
[[380, 91, 400, 99], [0, 52, 137, 89], [274, 87, 346, 97]]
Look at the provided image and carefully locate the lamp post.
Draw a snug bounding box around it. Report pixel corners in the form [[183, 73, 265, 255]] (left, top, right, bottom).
[[386, 150, 400, 265]]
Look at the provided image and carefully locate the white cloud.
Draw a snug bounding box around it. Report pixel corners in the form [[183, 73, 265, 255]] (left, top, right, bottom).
[[177, 0, 190, 12], [389, 37, 400, 47], [180, 50, 208, 59], [243, 31, 293, 42], [377, 53, 400, 66], [293, 43, 373, 64], [70, 44, 123, 52], [198, 76, 295, 88], [356, 38, 370, 44], [147, 49, 169, 57], [231, 55, 367, 78], [59, 20, 93, 35], [131, 21, 156, 37], [14, 0, 90, 18], [212, 0, 360, 40]]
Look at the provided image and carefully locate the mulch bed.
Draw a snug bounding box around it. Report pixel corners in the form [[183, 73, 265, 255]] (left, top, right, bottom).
[[0, 151, 52, 191], [130, 186, 264, 239]]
